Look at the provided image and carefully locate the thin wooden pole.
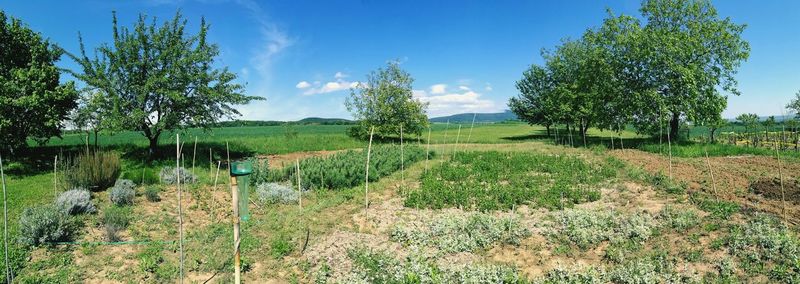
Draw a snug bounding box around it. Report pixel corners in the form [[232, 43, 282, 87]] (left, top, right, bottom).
[[176, 134, 184, 284], [466, 113, 477, 145], [192, 136, 197, 176], [209, 148, 213, 173], [1, 153, 11, 283], [365, 126, 375, 212], [425, 127, 431, 173], [775, 135, 787, 224], [296, 159, 302, 209], [453, 125, 462, 158], [227, 141, 240, 284], [53, 155, 58, 196], [212, 161, 221, 222], [400, 125, 404, 195], [704, 148, 718, 200], [667, 127, 673, 179], [443, 120, 450, 155], [618, 124, 625, 152]]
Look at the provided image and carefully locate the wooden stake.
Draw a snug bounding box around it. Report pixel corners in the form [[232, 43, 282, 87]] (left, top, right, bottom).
[[775, 135, 788, 224], [227, 141, 241, 284], [425, 127, 431, 173], [618, 124, 625, 152], [212, 161, 221, 223], [667, 127, 673, 179], [400, 125, 404, 195], [704, 148, 718, 199], [53, 155, 58, 196], [1, 153, 11, 283], [296, 159, 302, 209], [453, 125, 461, 158], [365, 126, 374, 212], [443, 120, 450, 156], [192, 136, 197, 176], [176, 134, 184, 284], [209, 148, 213, 173], [466, 113, 477, 146]]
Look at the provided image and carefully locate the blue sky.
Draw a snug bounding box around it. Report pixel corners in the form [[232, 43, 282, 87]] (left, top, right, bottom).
[[2, 0, 798, 120]]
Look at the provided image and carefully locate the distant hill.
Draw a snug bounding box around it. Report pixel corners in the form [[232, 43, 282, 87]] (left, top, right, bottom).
[[217, 117, 354, 127], [429, 110, 518, 123]]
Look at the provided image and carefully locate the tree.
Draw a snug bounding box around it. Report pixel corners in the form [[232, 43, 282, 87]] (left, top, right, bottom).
[[736, 113, 759, 147], [788, 91, 800, 118], [70, 11, 260, 156], [637, 0, 750, 139], [0, 11, 78, 153], [72, 91, 113, 149], [345, 61, 428, 138], [510, 65, 556, 135], [763, 115, 776, 145], [706, 116, 726, 143]]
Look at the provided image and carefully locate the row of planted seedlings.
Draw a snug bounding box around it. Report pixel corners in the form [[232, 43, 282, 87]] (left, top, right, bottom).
[[249, 144, 431, 205]]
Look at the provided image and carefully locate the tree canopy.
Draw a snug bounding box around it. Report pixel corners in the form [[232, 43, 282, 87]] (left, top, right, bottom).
[[70, 11, 261, 156], [509, 0, 749, 141], [0, 11, 78, 153], [345, 61, 428, 138]]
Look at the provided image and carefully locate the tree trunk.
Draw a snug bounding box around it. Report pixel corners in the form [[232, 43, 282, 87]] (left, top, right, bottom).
[[93, 129, 99, 150], [669, 112, 680, 142], [546, 125, 551, 136], [148, 133, 160, 158], [710, 128, 717, 143]]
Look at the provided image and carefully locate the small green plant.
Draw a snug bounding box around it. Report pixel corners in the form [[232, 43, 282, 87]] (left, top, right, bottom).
[[270, 235, 293, 259], [724, 214, 800, 281], [62, 151, 121, 191], [103, 206, 132, 242], [109, 179, 136, 206], [120, 168, 159, 185], [553, 209, 656, 250], [691, 193, 740, 219], [19, 205, 77, 246], [659, 205, 699, 231], [55, 188, 96, 215], [144, 187, 161, 202]]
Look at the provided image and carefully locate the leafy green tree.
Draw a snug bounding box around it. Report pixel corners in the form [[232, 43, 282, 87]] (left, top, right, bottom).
[[0, 11, 78, 152], [637, 0, 750, 139], [72, 91, 113, 149], [763, 115, 776, 144], [736, 113, 759, 147], [345, 61, 428, 138], [70, 12, 260, 156], [788, 91, 800, 118], [510, 65, 557, 135]]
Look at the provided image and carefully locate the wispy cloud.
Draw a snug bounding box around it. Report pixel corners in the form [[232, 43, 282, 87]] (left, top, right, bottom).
[[234, 0, 295, 80], [430, 84, 447, 94]]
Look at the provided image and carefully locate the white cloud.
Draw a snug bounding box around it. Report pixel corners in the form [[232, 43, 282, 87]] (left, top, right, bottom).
[[414, 84, 501, 117], [430, 84, 447, 94], [334, 72, 348, 79], [458, 85, 471, 91], [485, 83, 493, 92], [295, 81, 311, 89]]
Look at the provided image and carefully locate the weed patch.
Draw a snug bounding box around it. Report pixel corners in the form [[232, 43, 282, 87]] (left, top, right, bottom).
[[390, 212, 530, 253]]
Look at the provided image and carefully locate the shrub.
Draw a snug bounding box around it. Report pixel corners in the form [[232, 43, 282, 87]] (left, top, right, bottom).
[[55, 188, 96, 215], [62, 151, 121, 191], [390, 212, 530, 253], [145, 187, 161, 202], [536, 267, 605, 284], [19, 205, 76, 246], [159, 166, 197, 185], [109, 179, 136, 206], [248, 157, 270, 186], [256, 183, 298, 204], [270, 235, 293, 259], [103, 206, 131, 242]]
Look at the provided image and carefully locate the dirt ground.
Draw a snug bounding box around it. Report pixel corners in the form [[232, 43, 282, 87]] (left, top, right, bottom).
[[610, 149, 800, 224]]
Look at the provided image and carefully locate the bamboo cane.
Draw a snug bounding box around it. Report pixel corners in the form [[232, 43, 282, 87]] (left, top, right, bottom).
[[296, 159, 302, 209], [704, 148, 718, 200], [425, 127, 431, 173], [400, 125, 404, 196]]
